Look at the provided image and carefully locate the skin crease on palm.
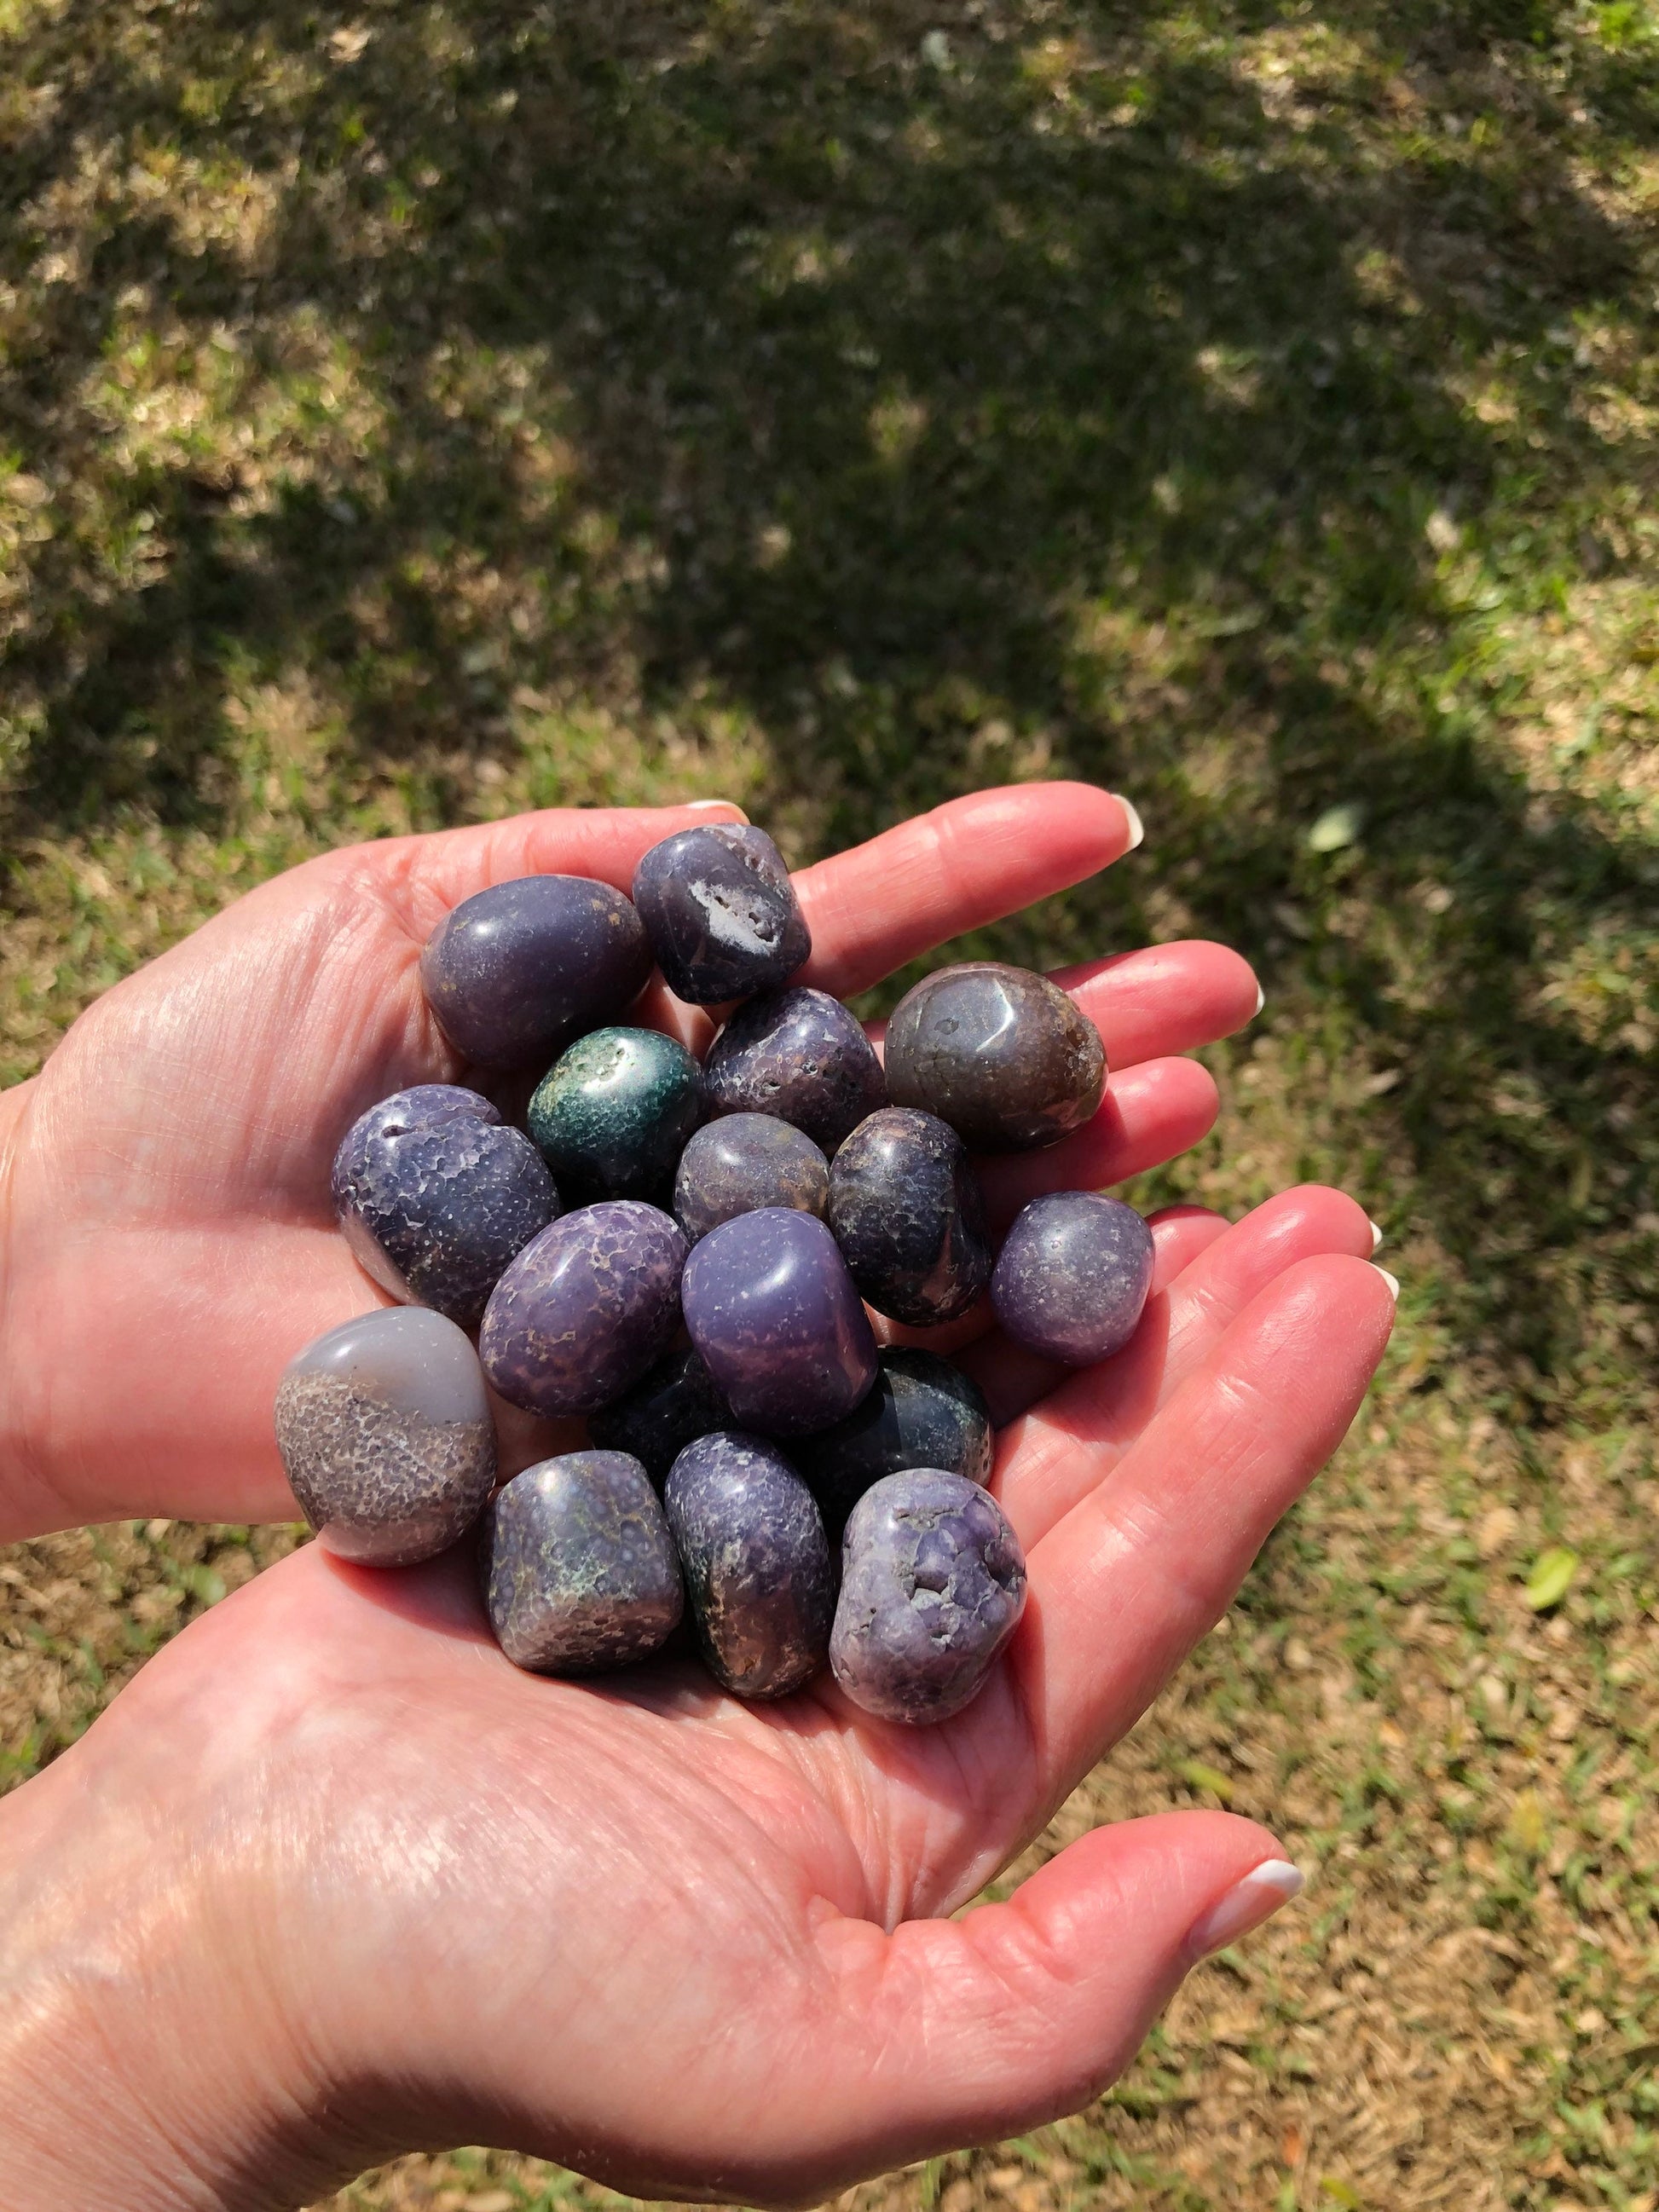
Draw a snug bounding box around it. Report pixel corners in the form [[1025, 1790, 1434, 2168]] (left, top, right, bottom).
[[0, 786, 1396, 2212]]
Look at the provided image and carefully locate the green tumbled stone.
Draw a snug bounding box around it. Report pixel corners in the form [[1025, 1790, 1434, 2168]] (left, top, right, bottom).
[[529, 1026, 704, 1204]]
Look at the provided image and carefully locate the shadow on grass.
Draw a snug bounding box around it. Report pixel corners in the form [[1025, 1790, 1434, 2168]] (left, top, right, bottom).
[[2, 0, 1656, 1422]]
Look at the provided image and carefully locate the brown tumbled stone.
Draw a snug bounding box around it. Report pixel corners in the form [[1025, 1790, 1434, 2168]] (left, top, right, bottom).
[[882, 962, 1106, 1152]]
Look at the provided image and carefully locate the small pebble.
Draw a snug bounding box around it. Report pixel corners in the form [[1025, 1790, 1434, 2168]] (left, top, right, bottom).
[[274, 1308, 495, 1566], [826, 1106, 991, 1325], [633, 823, 811, 1004], [588, 1345, 734, 1487], [681, 1207, 877, 1436], [830, 1469, 1026, 1724], [664, 1432, 835, 1698], [883, 962, 1105, 1152], [419, 875, 652, 1070], [332, 1083, 560, 1330], [483, 1451, 683, 1673], [480, 1201, 687, 1416], [529, 1026, 703, 1204], [702, 986, 886, 1155], [792, 1349, 993, 1533], [673, 1112, 830, 1243], [991, 1191, 1154, 1364]]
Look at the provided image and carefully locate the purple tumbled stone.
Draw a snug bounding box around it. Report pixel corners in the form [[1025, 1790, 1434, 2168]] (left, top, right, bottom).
[[633, 824, 812, 1005], [274, 1307, 496, 1567], [482, 1450, 683, 1674], [331, 1083, 561, 1331], [883, 962, 1106, 1152], [419, 875, 652, 1071], [664, 1432, 835, 1699], [990, 1192, 1154, 1364], [826, 1106, 991, 1325], [702, 987, 886, 1155], [681, 1208, 877, 1437], [830, 1469, 1026, 1724], [479, 1201, 687, 1416], [673, 1112, 830, 1243]]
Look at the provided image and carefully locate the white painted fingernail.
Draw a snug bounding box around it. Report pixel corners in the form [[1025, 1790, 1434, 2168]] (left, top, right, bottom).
[[1113, 795, 1145, 851], [1185, 1859, 1304, 1961], [687, 799, 750, 821], [1251, 980, 1265, 1018], [1368, 1217, 1384, 1253], [1372, 1265, 1400, 1301]]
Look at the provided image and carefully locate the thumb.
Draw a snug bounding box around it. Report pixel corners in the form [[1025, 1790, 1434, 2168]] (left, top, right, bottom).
[[788, 1813, 1302, 2200]]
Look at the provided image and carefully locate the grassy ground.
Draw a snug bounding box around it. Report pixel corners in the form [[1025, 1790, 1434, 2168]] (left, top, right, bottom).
[[3, 0, 1657, 2203]]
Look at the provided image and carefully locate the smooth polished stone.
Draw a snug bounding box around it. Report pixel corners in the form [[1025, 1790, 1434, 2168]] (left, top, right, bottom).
[[681, 1209, 877, 1437], [702, 987, 886, 1156], [830, 1469, 1026, 1725], [419, 875, 652, 1071], [791, 1349, 993, 1533], [826, 1106, 991, 1325], [483, 1451, 683, 1674], [528, 1027, 703, 1204], [991, 1192, 1154, 1364], [331, 1083, 560, 1331], [480, 1202, 688, 1416], [274, 1308, 495, 1567], [664, 1432, 835, 1699], [673, 1113, 830, 1243], [588, 1345, 734, 1488], [633, 824, 811, 1005], [882, 962, 1106, 1152]]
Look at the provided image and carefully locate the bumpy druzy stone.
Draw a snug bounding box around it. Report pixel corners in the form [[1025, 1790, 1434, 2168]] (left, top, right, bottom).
[[791, 1349, 994, 1533], [528, 1027, 703, 1204], [681, 1208, 878, 1437], [633, 824, 812, 1005], [673, 1112, 830, 1243], [588, 1345, 734, 1488], [480, 1201, 688, 1416], [331, 1083, 560, 1330], [830, 1469, 1026, 1724], [419, 875, 652, 1071], [702, 987, 886, 1155], [663, 1432, 835, 1698], [826, 1106, 991, 1325], [274, 1308, 495, 1567], [482, 1451, 683, 1674], [991, 1192, 1154, 1364], [883, 962, 1106, 1152]]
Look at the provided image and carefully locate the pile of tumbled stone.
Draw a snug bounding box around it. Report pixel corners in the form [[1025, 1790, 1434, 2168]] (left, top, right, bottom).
[[274, 823, 1153, 1725]]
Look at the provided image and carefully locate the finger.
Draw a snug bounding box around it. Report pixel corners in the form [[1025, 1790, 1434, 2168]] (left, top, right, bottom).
[[796, 784, 1139, 1001], [975, 1057, 1220, 1233], [1017, 1254, 1396, 1790], [988, 1185, 1379, 1531], [776, 1814, 1297, 2199], [1060, 944, 1263, 1067]]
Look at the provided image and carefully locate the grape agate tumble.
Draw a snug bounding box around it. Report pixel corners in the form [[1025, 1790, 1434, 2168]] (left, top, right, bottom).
[[274, 1308, 495, 1566], [681, 1208, 877, 1437], [991, 1192, 1154, 1365], [419, 875, 652, 1070], [830, 1469, 1026, 1725], [483, 1452, 683, 1674], [480, 1201, 688, 1416], [529, 1028, 703, 1204], [664, 1433, 835, 1699], [792, 1349, 993, 1533], [883, 962, 1106, 1152], [633, 824, 811, 1004], [588, 1345, 734, 1487], [826, 1107, 991, 1325], [702, 988, 886, 1155], [332, 1084, 560, 1331], [673, 1113, 829, 1243]]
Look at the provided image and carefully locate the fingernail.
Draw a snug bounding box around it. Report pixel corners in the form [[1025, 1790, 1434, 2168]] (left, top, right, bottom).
[[687, 799, 751, 822], [1367, 1217, 1384, 1253], [1372, 1265, 1400, 1301], [1251, 980, 1265, 1018], [1185, 1859, 1304, 1961], [1113, 795, 1145, 852]]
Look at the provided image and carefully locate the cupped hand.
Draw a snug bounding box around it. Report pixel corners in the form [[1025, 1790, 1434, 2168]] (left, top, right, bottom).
[[0, 783, 1257, 1539], [0, 1181, 1393, 2212]]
